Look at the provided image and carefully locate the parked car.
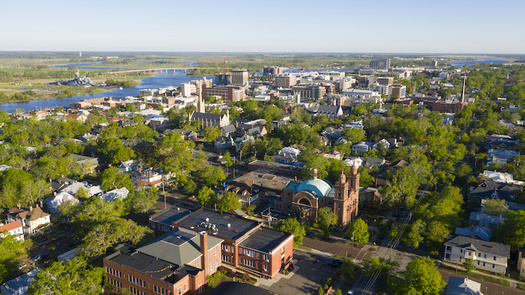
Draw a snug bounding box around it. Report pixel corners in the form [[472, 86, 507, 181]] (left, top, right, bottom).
[[329, 260, 343, 267], [347, 290, 354, 295], [33, 254, 48, 262]]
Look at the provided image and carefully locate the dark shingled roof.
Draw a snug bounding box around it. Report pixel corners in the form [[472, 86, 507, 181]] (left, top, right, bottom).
[[239, 227, 292, 253], [106, 244, 202, 283], [150, 207, 192, 227], [208, 282, 272, 295], [174, 208, 261, 241], [445, 236, 510, 258]]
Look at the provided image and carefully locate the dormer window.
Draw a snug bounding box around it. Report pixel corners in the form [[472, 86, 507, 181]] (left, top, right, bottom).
[[491, 192, 498, 199]]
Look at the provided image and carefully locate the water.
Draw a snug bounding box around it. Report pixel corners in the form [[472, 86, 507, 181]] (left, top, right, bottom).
[[449, 60, 508, 67], [0, 69, 213, 113]]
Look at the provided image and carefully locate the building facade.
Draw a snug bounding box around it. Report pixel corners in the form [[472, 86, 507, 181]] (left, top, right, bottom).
[[275, 167, 359, 227], [149, 208, 294, 279], [104, 228, 222, 295], [444, 236, 510, 275], [370, 59, 390, 70]]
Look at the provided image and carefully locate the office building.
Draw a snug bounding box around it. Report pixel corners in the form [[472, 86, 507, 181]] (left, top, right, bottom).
[[370, 59, 390, 70]]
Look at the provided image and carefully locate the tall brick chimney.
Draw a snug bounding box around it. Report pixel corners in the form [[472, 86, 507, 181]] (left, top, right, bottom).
[[200, 231, 209, 277]]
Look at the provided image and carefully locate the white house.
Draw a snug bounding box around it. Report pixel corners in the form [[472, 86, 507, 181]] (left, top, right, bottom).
[[102, 187, 130, 202], [44, 192, 79, 214], [7, 206, 51, 236], [444, 236, 510, 275], [0, 221, 24, 241]]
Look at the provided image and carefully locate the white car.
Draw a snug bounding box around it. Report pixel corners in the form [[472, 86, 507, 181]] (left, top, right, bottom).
[[347, 290, 354, 295]]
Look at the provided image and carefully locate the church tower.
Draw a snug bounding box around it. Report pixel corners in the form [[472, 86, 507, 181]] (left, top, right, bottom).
[[333, 165, 360, 227], [197, 85, 205, 113]]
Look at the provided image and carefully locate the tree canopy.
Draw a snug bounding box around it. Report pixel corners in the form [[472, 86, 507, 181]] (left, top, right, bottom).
[[388, 257, 445, 295], [278, 218, 306, 247]]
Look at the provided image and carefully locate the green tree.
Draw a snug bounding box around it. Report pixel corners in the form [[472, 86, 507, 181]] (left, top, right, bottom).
[[79, 218, 150, 258], [347, 219, 369, 245], [363, 257, 398, 276], [75, 187, 89, 201], [124, 190, 158, 214], [483, 198, 508, 216], [197, 165, 226, 186], [184, 179, 197, 194], [99, 138, 135, 165], [318, 207, 338, 237], [389, 257, 446, 295], [278, 218, 306, 247], [217, 192, 241, 211], [463, 258, 476, 274], [196, 186, 215, 207], [223, 152, 233, 172], [203, 126, 221, 142], [28, 257, 104, 295], [100, 167, 135, 191], [344, 128, 366, 144], [0, 232, 32, 282], [493, 210, 525, 251]]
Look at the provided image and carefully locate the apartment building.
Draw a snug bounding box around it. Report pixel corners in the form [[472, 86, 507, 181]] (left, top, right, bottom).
[[444, 236, 510, 275]]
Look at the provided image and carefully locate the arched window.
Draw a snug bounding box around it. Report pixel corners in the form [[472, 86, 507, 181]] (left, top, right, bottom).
[[299, 198, 311, 206]]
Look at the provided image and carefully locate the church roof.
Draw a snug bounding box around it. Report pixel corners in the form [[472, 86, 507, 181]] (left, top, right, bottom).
[[294, 179, 334, 199]]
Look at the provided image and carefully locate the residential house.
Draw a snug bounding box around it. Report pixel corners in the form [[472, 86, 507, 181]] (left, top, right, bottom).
[[67, 154, 99, 174], [444, 236, 510, 274], [454, 226, 492, 241], [481, 170, 524, 186], [444, 277, 482, 295], [469, 211, 505, 230], [518, 249, 525, 277], [274, 147, 301, 165], [44, 192, 79, 214], [150, 208, 294, 279], [364, 157, 386, 168], [171, 129, 198, 142], [305, 104, 344, 118], [1, 269, 39, 295], [467, 180, 522, 203], [486, 149, 519, 166], [0, 221, 24, 241], [104, 228, 222, 295], [102, 188, 130, 202], [133, 168, 163, 188], [62, 181, 104, 197], [359, 187, 382, 208], [352, 141, 373, 156], [7, 205, 51, 236]]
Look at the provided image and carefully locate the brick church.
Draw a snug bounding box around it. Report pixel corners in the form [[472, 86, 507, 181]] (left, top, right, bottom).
[[275, 165, 359, 227]]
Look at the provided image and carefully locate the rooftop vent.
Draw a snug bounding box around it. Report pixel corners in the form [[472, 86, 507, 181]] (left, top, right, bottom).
[[206, 218, 209, 222], [228, 223, 231, 228]]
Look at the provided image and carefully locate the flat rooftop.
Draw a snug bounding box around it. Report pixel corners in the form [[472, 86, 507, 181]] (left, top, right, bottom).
[[239, 227, 292, 253], [174, 209, 260, 241], [150, 207, 193, 226], [232, 170, 293, 192]]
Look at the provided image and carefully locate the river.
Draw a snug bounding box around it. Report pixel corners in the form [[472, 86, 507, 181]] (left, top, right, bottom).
[[0, 68, 213, 113], [449, 59, 508, 67]]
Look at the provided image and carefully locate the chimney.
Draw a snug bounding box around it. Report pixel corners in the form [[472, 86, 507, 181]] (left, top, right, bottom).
[[313, 168, 318, 180], [29, 206, 33, 212], [138, 166, 142, 174], [200, 231, 209, 277], [17, 203, 20, 209]]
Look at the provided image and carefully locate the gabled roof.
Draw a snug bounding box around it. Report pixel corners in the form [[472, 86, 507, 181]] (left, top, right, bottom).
[[9, 206, 50, 222], [138, 227, 222, 266], [0, 221, 22, 232], [445, 236, 510, 258]]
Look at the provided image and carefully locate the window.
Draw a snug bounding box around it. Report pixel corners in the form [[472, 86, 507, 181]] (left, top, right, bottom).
[[179, 288, 182, 295], [281, 248, 285, 254], [222, 244, 228, 252], [151, 223, 156, 229], [244, 249, 255, 257], [215, 246, 218, 256], [244, 259, 255, 267], [184, 284, 187, 291], [484, 254, 487, 259], [492, 264, 495, 269], [264, 264, 269, 271], [257, 252, 260, 259], [196, 257, 200, 268], [493, 256, 497, 261], [264, 255, 269, 262], [446, 246, 452, 251]]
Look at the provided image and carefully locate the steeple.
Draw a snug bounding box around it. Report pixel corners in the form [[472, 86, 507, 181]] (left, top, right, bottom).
[[197, 85, 205, 113]]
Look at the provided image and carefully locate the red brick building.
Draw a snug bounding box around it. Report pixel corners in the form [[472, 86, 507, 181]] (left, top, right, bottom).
[[149, 208, 294, 279], [104, 227, 222, 295]]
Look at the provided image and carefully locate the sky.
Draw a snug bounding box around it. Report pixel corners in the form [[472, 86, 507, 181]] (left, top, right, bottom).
[[1, 0, 524, 54]]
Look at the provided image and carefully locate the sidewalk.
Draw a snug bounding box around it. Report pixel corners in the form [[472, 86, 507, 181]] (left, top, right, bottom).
[[440, 260, 522, 288]]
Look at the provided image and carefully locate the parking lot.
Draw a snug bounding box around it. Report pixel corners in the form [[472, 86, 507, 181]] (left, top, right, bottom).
[[256, 250, 338, 295]]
